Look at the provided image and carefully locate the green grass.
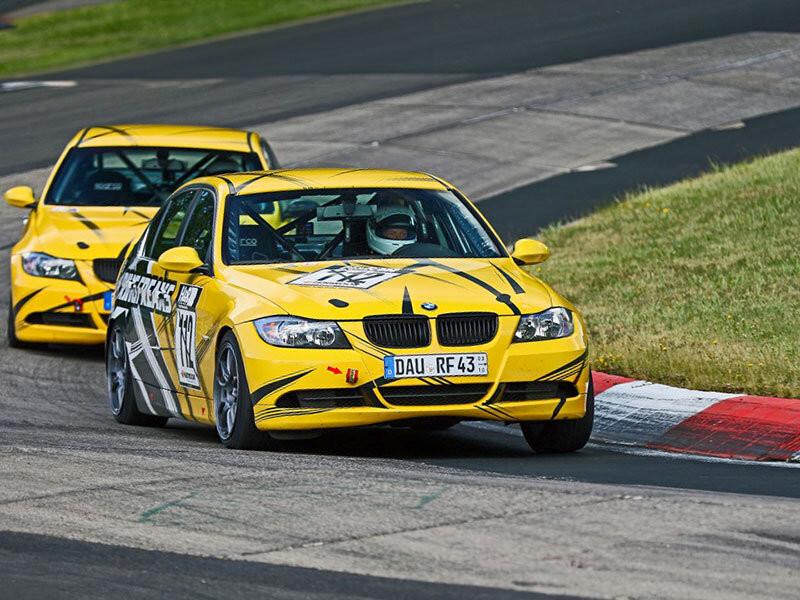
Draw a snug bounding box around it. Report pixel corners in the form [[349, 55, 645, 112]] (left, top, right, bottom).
[[532, 150, 800, 398], [0, 0, 397, 77]]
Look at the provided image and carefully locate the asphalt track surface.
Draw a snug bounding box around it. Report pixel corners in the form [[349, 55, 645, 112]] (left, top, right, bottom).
[[2, 1, 800, 598]]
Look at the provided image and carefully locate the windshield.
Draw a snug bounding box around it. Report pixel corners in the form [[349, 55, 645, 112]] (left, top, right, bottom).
[[45, 146, 261, 206], [224, 188, 504, 264]]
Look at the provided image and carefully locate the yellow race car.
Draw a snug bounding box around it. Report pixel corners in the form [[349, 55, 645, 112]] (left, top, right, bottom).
[[5, 124, 279, 347], [106, 168, 592, 453]]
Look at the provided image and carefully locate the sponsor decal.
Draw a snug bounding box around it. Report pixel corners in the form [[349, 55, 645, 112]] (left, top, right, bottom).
[[346, 368, 359, 384], [290, 265, 403, 289], [115, 271, 176, 315], [174, 284, 202, 390]]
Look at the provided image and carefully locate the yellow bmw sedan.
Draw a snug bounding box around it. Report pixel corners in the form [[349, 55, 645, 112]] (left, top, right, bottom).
[[106, 168, 593, 454], [5, 124, 279, 346]]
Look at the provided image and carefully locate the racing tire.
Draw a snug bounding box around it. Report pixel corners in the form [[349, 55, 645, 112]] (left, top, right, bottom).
[[520, 374, 594, 454], [214, 331, 278, 450], [106, 322, 168, 427]]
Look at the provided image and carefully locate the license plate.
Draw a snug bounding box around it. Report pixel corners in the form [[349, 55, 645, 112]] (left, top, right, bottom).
[[384, 353, 488, 380], [103, 291, 113, 311]]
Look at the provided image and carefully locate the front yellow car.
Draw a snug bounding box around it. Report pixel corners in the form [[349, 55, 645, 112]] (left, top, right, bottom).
[[106, 169, 592, 454], [5, 124, 275, 346]]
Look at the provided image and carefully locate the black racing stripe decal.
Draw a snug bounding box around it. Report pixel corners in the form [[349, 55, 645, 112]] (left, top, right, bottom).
[[76, 127, 90, 146], [251, 369, 313, 405], [551, 396, 568, 420], [402, 286, 414, 315], [347, 331, 392, 357], [116, 240, 132, 263], [44, 291, 106, 312], [235, 171, 309, 193], [13, 287, 45, 315], [487, 404, 516, 420], [329, 168, 366, 178], [255, 408, 332, 423], [538, 350, 588, 381], [82, 125, 134, 142], [72, 211, 103, 238], [491, 264, 524, 294], [475, 405, 502, 420], [246, 131, 256, 153], [217, 176, 236, 195], [414, 260, 521, 315]]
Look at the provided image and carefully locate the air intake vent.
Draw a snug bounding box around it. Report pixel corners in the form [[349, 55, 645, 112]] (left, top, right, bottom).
[[25, 312, 96, 329], [436, 312, 498, 346], [363, 315, 430, 348], [379, 384, 491, 405], [93, 258, 123, 283]]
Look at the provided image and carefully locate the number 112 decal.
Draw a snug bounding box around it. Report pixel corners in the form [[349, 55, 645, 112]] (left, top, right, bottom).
[[174, 284, 202, 390]]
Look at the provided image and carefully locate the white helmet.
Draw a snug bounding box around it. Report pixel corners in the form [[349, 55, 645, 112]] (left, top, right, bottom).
[[367, 204, 417, 256]]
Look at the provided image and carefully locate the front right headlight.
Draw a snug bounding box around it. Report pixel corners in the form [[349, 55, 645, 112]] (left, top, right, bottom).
[[254, 316, 350, 349], [21, 252, 79, 281], [513, 307, 574, 342]]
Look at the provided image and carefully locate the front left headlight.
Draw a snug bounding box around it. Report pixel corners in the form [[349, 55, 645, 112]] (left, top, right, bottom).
[[21, 252, 79, 281], [514, 307, 574, 342], [254, 316, 350, 349]]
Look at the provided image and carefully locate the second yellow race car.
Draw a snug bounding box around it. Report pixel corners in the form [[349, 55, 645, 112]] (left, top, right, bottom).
[[5, 124, 280, 347], [106, 168, 593, 454]]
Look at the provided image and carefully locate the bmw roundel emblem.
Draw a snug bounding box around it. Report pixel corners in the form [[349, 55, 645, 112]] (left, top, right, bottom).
[[421, 302, 437, 311]]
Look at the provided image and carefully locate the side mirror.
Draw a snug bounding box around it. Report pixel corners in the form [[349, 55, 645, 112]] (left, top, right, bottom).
[[510, 238, 550, 265], [4, 186, 36, 209], [157, 246, 204, 273]]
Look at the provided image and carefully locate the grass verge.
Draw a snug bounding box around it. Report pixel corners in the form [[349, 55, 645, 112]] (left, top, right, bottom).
[[0, 0, 396, 77], [533, 150, 800, 398]]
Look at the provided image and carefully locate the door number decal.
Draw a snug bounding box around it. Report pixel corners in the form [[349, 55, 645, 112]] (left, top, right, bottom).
[[174, 284, 202, 390]]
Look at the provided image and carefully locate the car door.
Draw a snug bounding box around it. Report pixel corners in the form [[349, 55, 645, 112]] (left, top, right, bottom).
[[161, 188, 227, 416], [116, 188, 196, 418]]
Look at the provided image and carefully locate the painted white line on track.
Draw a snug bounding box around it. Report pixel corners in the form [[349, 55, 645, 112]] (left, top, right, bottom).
[[1, 80, 77, 92]]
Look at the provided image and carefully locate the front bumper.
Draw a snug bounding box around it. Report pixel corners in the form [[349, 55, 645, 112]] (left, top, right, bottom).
[[10, 256, 113, 345], [235, 317, 589, 431]]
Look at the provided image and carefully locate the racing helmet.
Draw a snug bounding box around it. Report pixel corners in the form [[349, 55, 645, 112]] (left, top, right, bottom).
[[366, 203, 417, 255]]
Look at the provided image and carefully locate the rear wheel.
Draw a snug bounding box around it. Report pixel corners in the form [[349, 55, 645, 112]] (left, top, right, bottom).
[[521, 374, 594, 454], [214, 331, 278, 450], [106, 322, 168, 427]]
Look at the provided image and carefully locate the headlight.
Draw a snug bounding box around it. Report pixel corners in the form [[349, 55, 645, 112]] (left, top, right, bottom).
[[254, 316, 350, 349], [21, 252, 79, 281], [514, 307, 574, 342]]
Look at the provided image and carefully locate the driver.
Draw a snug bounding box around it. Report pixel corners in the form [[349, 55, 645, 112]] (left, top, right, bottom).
[[366, 202, 417, 256]]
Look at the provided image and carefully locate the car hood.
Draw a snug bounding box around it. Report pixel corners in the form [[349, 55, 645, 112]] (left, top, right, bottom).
[[29, 205, 158, 260], [226, 258, 554, 321]]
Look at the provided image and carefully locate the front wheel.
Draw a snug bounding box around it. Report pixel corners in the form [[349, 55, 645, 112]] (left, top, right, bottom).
[[214, 331, 278, 450], [106, 322, 168, 427], [521, 374, 594, 454]]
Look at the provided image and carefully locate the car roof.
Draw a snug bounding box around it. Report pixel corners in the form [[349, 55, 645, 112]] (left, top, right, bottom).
[[74, 124, 257, 152], [195, 168, 452, 195]]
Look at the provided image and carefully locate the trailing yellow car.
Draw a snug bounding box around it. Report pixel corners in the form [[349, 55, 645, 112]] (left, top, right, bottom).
[[5, 124, 279, 346], [106, 168, 592, 453]]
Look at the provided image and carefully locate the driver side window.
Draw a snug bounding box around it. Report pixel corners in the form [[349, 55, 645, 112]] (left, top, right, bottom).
[[146, 189, 196, 260], [179, 189, 215, 265]]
